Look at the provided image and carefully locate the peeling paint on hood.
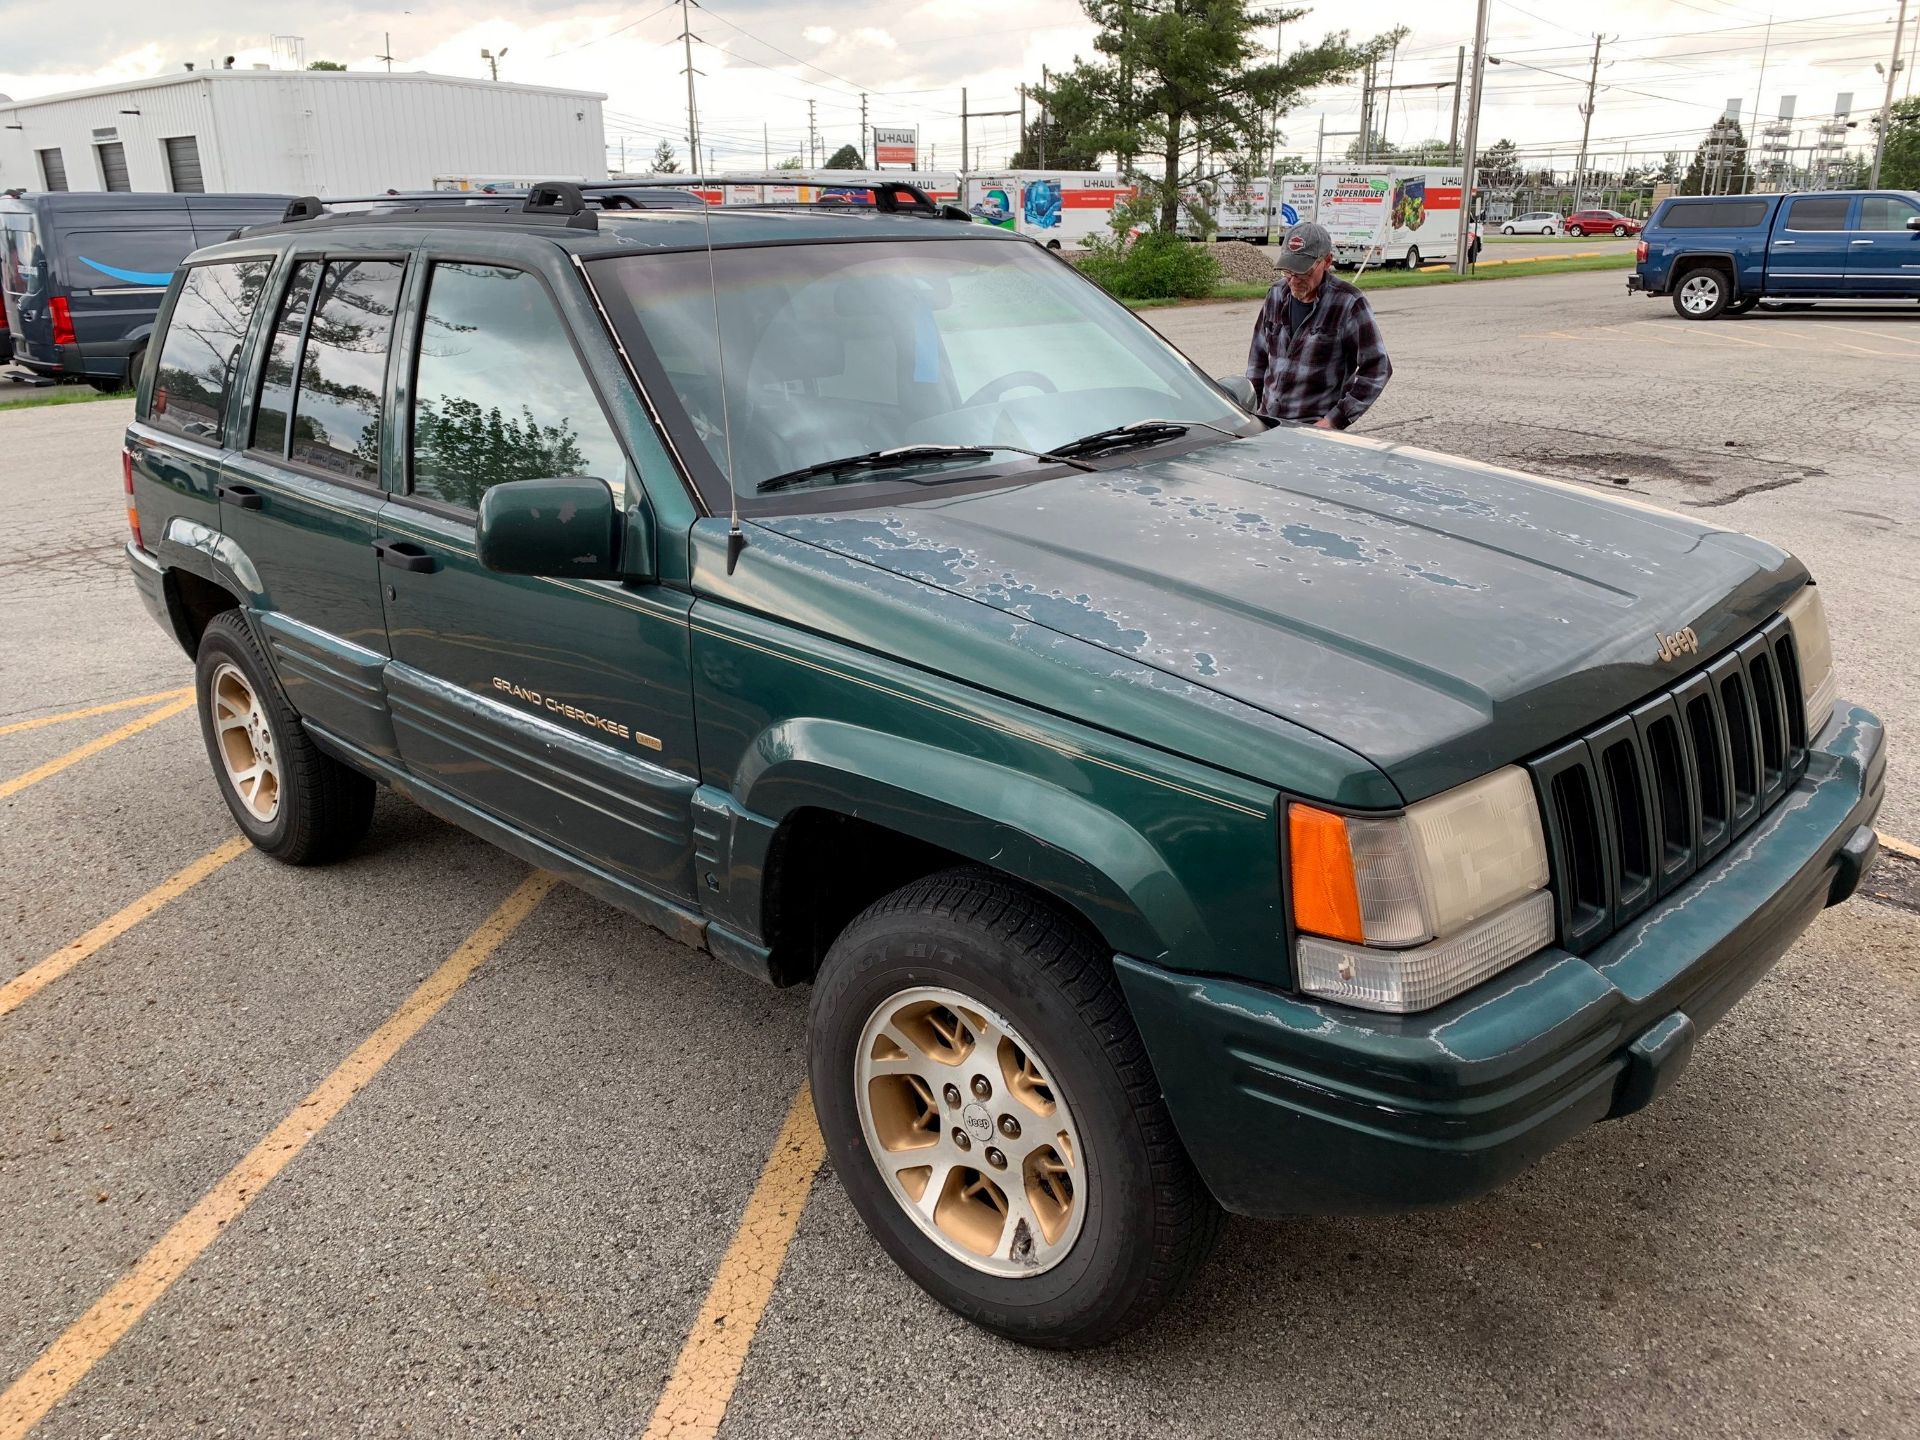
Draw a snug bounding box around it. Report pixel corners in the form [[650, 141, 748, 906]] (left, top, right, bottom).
[[756, 426, 1806, 799]]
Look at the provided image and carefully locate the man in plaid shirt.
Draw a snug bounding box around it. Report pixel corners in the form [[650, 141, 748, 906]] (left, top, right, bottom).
[[1245, 221, 1392, 430]]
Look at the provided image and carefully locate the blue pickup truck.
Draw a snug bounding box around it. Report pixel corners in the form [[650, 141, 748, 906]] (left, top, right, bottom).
[[1629, 189, 1920, 319]]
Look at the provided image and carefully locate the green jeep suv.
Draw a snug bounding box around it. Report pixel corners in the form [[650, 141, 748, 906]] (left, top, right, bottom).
[[123, 182, 1885, 1348]]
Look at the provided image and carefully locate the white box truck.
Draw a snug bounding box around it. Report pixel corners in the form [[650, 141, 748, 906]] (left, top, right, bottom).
[[1278, 175, 1318, 229], [964, 171, 1136, 250], [1315, 166, 1472, 269]]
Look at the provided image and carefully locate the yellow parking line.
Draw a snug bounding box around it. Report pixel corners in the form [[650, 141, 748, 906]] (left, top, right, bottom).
[[0, 870, 557, 1440], [0, 688, 192, 738], [0, 836, 250, 1018], [1880, 831, 1920, 864], [0, 696, 194, 802], [640, 1087, 824, 1440]]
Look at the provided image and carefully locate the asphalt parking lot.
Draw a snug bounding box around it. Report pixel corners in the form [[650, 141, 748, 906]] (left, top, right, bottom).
[[4, 270, 1918, 1439]]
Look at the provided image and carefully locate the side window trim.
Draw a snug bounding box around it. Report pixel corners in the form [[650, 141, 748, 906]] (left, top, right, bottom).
[[242, 250, 322, 463], [391, 254, 635, 517]]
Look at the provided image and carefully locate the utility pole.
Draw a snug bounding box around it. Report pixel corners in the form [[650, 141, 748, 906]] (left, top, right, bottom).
[[1039, 65, 1049, 167], [960, 87, 968, 178], [1450, 45, 1465, 160], [379, 32, 393, 74], [1315, 113, 1325, 169], [1871, 0, 1912, 186], [1454, 0, 1491, 275], [1267, 16, 1284, 185], [860, 92, 869, 167], [1744, 12, 1775, 191], [763, 122, 769, 170], [678, 0, 701, 173], [1379, 41, 1400, 154], [1359, 58, 1375, 160], [1019, 85, 1028, 164], [807, 99, 817, 167], [1571, 34, 1606, 213]]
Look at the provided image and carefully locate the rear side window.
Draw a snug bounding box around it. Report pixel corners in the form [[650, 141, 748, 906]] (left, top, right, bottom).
[[1785, 197, 1850, 231], [1859, 196, 1920, 231], [288, 260, 404, 482], [146, 259, 272, 443], [409, 262, 628, 511], [1657, 200, 1769, 229], [252, 260, 320, 457]]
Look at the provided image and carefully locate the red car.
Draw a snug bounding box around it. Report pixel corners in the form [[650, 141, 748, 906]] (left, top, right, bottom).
[[1564, 209, 1642, 238]]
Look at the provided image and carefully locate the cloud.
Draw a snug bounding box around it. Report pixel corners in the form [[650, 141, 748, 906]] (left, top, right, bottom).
[[850, 28, 898, 51], [802, 26, 837, 45]]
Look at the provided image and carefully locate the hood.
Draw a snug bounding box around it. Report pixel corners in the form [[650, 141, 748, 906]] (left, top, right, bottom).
[[756, 427, 1805, 801]]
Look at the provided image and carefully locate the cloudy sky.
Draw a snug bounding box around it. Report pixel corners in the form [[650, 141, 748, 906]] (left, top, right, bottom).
[[2, 1, 1914, 171]]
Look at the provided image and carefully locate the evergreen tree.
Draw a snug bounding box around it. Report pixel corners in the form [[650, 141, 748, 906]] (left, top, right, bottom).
[[650, 141, 679, 174], [1876, 97, 1920, 191], [1039, 3, 1400, 232], [824, 144, 865, 169], [1475, 138, 1521, 189]]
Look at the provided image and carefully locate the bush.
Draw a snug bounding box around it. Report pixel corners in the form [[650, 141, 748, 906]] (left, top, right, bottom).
[[1074, 231, 1221, 301]]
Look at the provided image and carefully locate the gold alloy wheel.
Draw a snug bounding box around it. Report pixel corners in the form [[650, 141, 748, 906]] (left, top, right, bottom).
[[856, 985, 1086, 1277], [209, 661, 282, 823]]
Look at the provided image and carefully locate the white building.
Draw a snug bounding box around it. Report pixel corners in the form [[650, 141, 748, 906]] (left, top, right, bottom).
[[0, 70, 606, 197]]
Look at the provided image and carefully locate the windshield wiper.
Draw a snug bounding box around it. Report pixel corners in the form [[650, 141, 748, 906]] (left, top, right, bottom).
[[1048, 418, 1242, 460], [755, 442, 1094, 495]]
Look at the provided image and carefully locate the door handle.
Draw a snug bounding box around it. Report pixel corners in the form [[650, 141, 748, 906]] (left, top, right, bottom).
[[373, 538, 438, 574], [217, 482, 264, 510], [1773, 240, 1795, 246], [1849, 239, 1874, 245]]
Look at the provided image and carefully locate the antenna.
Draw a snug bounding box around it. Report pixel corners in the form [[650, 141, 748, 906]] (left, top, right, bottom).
[[697, 195, 744, 573]]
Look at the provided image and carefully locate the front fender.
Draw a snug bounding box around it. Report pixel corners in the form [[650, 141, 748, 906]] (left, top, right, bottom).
[[734, 718, 1230, 971]]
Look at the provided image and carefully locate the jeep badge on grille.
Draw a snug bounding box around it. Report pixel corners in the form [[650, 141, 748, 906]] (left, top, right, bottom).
[[1655, 626, 1700, 663]]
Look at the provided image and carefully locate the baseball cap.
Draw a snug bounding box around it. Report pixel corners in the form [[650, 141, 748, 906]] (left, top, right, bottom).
[[1278, 221, 1333, 272]]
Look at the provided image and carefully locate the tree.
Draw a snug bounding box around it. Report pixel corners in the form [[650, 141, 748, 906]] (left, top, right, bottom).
[[1656, 150, 1684, 186], [1010, 114, 1101, 169], [1343, 129, 1392, 162], [824, 144, 865, 169], [306, 60, 345, 71], [775, 155, 804, 170], [1875, 96, 1920, 191], [1475, 138, 1521, 190], [1680, 116, 1746, 196], [650, 141, 679, 174], [1039, 3, 1400, 233]]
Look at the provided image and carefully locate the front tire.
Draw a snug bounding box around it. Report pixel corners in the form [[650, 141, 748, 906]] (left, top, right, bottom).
[[1501, 224, 1515, 235], [809, 870, 1222, 1349], [1613, 224, 1628, 237], [1568, 224, 1585, 237], [1673, 267, 1732, 320], [1404, 245, 1421, 270], [194, 611, 374, 864]]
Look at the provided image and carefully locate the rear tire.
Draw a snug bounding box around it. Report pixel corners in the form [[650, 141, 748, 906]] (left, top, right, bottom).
[[809, 869, 1223, 1349], [1673, 266, 1732, 320], [194, 611, 375, 864], [1404, 246, 1421, 270]]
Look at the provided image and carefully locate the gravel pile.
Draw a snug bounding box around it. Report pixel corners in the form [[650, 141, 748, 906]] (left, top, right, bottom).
[[1210, 240, 1279, 285]]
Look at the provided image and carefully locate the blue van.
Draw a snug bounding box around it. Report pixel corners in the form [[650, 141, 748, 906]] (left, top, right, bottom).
[[1, 191, 292, 389]]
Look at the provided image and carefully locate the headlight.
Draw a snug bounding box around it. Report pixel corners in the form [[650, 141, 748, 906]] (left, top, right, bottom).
[[1781, 584, 1836, 738], [1289, 767, 1553, 1013]]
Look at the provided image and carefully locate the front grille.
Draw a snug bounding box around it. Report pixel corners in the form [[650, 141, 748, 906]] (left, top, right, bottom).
[[1529, 616, 1807, 954]]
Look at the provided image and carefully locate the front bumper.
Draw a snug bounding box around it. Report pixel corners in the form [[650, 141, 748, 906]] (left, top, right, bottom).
[[1117, 703, 1886, 1218]]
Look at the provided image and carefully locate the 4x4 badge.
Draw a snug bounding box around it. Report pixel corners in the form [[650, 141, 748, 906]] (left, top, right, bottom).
[[1655, 626, 1699, 663]]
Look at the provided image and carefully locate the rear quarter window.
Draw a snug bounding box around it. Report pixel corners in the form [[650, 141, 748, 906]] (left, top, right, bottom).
[[146, 259, 274, 443], [1654, 200, 1769, 229]]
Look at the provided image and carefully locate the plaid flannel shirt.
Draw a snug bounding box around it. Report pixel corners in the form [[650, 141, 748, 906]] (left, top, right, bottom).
[[1244, 275, 1392, 430]]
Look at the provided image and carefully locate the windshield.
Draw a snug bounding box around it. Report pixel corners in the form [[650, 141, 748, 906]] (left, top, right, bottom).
[[588, 238, 1245, 508]]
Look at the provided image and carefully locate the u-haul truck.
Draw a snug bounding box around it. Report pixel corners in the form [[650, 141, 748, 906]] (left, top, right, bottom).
[[964, 171, 1136, 250], [1315, 166, 1470, 268], [1177, 180, 1274, 242]]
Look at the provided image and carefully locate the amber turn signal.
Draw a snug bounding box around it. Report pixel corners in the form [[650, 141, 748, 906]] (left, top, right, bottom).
[[1288, 803, 1365, 944]]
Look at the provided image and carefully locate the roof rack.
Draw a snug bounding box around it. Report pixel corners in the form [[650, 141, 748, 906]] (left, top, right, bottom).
[[274, 182, 598, 230]]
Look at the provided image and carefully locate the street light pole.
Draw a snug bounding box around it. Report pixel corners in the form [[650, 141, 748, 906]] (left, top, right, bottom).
[[1454, 0, 1492, 275], [1870, 0, 1911, 187]]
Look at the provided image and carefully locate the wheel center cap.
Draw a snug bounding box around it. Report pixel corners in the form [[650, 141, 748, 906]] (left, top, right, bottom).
[[961, 1102, 994, 1142]]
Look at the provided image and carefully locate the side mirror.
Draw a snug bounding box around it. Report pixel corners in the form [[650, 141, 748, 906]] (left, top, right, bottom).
[[1907, 214, 1920, 232], [477, 476, 647, 581], [1215, 374, 1258, 410]]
